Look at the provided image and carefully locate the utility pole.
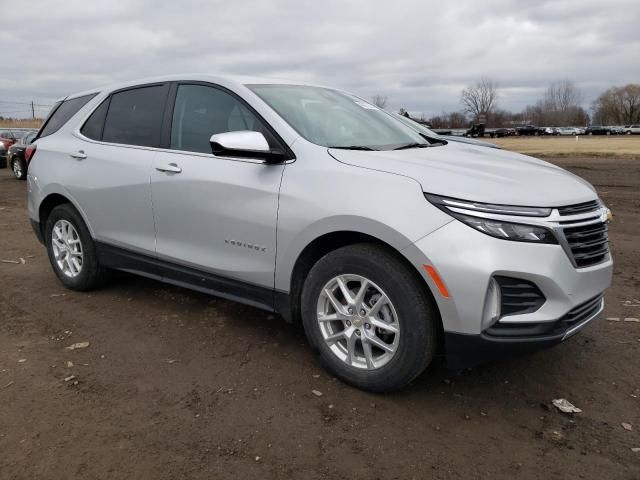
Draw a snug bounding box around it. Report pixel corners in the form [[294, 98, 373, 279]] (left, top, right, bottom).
[[31, 101, 35, 119]]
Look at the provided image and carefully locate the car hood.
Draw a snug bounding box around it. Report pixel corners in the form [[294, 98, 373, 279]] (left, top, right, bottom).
[[329, 142, 597, 206]]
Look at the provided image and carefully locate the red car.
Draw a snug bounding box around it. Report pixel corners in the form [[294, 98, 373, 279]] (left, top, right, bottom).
[[0, 129, 34, 168]]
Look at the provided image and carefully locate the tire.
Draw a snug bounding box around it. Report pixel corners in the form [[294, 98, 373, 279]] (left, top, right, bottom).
[[301, 243, 439, 392], [44, 204, 109, 291], [11, 158, 26, 180]]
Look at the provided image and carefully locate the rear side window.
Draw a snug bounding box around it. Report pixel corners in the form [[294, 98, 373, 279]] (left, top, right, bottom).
[[39, 93, 97, 138], [102, 85, 167, 147]]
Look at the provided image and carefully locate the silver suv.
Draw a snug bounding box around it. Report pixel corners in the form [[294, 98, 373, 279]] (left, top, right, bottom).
[[27, 75, 613, 391]]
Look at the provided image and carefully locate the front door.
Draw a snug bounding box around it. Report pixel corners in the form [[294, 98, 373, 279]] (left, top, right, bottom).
[[150, 83, 285, 293]]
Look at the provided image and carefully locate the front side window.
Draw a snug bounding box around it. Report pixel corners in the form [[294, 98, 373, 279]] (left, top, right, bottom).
[[170, 84, 275, 154], [39, 94, 97, 138], [249, 85, 427, 150], [102, 85, 167, 147]]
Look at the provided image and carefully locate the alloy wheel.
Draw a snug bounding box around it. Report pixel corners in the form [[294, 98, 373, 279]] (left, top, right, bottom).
[[51, 219, 84, 278], [12, 160, 22, 179], [316, 274, 400, 370]]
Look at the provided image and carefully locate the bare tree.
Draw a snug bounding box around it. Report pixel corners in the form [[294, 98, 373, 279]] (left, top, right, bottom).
[[398, 108, 410, 117], [428, 111, 468, 129], [461, 78, 498, 119], [542, 80, 583, 125], [372, 94, 388, 109], [592, 84, 640, 125], [547, 80, 582, 113]]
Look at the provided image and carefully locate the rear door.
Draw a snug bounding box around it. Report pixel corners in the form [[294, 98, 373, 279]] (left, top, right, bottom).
[[72, 84, 170, 255], [150, 83, 285, 292]]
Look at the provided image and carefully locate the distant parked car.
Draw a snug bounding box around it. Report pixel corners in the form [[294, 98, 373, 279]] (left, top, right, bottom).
[[585, 126, 612, 135], [542, 127, 560, 136], [516, 125, 543, 136], [606, 126, 624, 135], [7, 130, 38, 180], [0, 129, 31, 168], [558, 127, 579, 135], [488, 128, 511, 138], [624, 125, 640, 135], [392, 113, 500, 149]]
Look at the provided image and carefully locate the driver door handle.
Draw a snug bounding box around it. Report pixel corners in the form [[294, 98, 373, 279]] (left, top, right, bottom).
[[69, 150, 87, 160], [155, 163, 182, 174]]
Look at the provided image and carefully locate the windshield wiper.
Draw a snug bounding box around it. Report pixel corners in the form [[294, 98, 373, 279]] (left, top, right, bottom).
[[328, 145, 377, 151], [393, 143, 431, 150]]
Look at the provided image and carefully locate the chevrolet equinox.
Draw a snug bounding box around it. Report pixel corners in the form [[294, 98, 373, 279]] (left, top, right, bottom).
[[27, 75, 613, 392]]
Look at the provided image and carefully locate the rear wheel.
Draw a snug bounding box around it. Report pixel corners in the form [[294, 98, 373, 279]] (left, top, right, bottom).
[[11, 158, 26, 180], [301, 243, 439, 392], [45, 204, 109, 291]]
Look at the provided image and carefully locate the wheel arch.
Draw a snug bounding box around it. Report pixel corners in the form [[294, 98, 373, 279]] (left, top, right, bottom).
[[38, 192, 95, 240], [282, 230, 443, 343]]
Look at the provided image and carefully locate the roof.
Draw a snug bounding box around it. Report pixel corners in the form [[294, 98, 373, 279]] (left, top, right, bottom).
[[63, 74, 329, 101]]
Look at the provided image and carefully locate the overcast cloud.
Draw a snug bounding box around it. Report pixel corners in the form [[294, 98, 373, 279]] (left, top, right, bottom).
[[1, 0, 639, 118]]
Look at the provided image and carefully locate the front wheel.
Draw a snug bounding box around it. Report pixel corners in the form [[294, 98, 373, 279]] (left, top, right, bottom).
[[301, 244, 439, 392], [11, 158, 26, 180]]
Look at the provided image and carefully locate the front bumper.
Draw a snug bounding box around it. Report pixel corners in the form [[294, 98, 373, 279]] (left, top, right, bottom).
[[444, 294, 604, 368], [402, 220, 612, 367]]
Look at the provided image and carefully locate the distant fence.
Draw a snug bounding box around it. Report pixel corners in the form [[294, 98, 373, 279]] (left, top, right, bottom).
[[0, 118, 43, 128]]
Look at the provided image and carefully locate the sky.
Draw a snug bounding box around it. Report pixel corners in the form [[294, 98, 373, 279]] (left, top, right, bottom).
[[1, 0, 639, 119]]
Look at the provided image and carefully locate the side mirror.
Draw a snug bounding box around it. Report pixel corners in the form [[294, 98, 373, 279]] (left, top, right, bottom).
[[209, 131, 285, 163]]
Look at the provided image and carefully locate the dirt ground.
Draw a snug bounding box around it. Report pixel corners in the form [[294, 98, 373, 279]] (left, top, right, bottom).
[[0, 156, 638, 480]]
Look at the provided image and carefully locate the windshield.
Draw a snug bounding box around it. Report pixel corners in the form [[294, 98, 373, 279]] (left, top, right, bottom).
[[248, 84, 428, 150], [391, 113, 440, 137]]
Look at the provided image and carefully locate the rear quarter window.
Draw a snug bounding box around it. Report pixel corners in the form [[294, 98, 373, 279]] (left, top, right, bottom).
[[39, 93, 98, 138], [80, 99, 110, 141]]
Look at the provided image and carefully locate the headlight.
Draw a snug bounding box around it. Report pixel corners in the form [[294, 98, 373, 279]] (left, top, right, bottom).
[[451, 212, 557, 243], [426, 194, 558, 244]]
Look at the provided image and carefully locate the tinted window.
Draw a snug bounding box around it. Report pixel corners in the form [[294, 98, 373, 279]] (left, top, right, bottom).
[[24, 132, 37, 144], [80, 99, 110, 140], [39, 93, 97, 138], [102, 86, 167, 147], [170, 84, 276, 154]]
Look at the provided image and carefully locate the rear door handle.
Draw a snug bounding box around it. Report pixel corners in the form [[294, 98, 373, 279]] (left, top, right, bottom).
[[69, 150, 87, 160], [155, 163, 182, 174]]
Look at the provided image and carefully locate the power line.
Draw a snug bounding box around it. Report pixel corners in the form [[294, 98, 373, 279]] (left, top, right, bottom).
[[0, 100, 54, 107]]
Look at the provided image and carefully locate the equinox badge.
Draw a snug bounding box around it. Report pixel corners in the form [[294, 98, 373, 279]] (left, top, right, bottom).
[[225, 239, 267, 253]]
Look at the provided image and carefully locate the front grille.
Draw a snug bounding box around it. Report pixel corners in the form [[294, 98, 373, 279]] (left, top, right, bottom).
[[495, 276, 545, 317], [563, 222, 609, 268], [485, 294, 604, 338], [557, 200, 600, 216]]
